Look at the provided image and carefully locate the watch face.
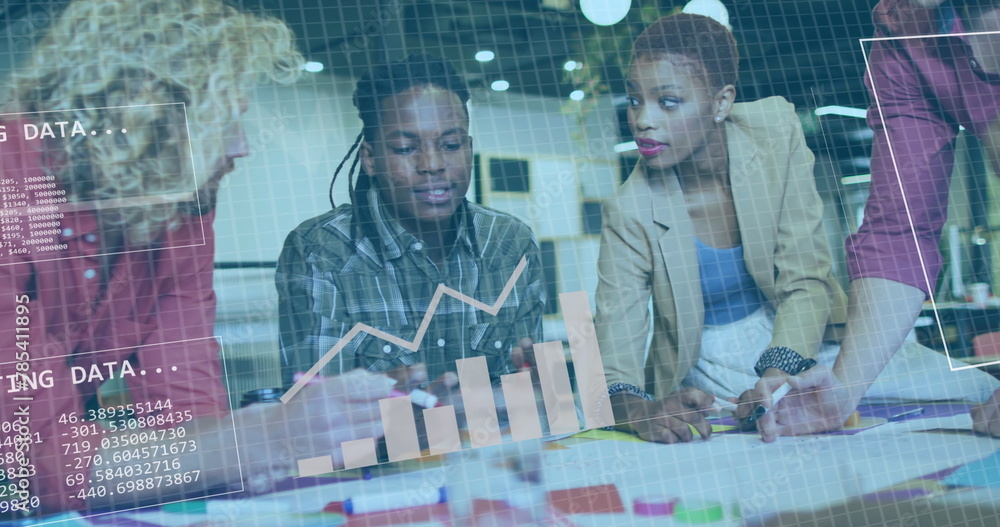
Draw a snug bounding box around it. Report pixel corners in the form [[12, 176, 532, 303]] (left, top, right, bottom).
[[739, 404, 767, 431], [795, 358, 818, 374]]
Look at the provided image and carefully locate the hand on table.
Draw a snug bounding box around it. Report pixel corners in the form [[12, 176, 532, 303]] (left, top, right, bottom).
[[971, 388, 1000, 437], [385, 363, 459, 399], [620, 388, 714, 443], [511, 337, 536, 370], [735, 365, 855, 442], [245, 369, 395, 466]]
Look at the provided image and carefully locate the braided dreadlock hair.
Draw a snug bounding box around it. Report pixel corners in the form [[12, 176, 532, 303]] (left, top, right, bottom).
[[329, 54, 470, 243]]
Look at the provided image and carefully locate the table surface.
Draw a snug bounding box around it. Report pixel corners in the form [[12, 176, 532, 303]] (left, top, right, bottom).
[[18, 403, 1000, 527]]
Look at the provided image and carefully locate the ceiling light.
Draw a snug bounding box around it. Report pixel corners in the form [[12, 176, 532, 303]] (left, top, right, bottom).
[[475, 50, 495, 62], [569, 90, 585, 101], [491, 80, 510, 92], [682, 0, 731, 30], [580, 0, 631, 26], [303, 61, 324, 73], [564, 60, 578, 71], [814, 105, 867, 118]]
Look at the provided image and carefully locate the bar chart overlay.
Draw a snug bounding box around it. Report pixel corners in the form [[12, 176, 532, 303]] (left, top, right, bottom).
[[286, 260, 614, 476]]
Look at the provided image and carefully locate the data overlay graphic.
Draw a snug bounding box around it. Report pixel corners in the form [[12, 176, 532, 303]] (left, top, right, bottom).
[[0, 337, 241, 519], [289, 257, 616, 476], [0, 104, 205, 266]]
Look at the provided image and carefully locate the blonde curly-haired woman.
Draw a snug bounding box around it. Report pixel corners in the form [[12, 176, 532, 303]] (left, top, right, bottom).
[[0, 0, 394, 515]]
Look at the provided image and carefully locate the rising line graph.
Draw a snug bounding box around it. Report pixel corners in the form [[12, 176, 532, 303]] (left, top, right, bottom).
[[280, 256, 529, 403]]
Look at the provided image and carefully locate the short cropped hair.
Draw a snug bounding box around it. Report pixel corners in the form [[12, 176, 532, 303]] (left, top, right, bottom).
[[631, 13, 739, 92]]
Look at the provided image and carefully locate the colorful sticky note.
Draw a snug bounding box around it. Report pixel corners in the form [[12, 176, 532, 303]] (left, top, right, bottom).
[[943, 449, 1000, 488], [572, 429, 646, 443]]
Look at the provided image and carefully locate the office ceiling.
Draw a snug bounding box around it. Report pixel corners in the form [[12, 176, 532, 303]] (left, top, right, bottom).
[[247, 0, 877, 174], [244, 0, 877, 110], [0, 0, 878, 172], [0, 0, 877, 112]]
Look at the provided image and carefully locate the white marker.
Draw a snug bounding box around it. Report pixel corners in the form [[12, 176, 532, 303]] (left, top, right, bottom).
[[712, 396, 738, 414], [343, 487, 446, 515], [769, 382, 793, 408], [390, 388, 440, 409], [739, 382, 793, 431]]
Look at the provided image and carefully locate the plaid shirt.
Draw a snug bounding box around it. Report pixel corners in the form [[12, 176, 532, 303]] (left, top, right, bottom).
[[276, 188, 545, 387]]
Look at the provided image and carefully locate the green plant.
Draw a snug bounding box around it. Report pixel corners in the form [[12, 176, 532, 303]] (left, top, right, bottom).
[[562, 1, 677, 139]]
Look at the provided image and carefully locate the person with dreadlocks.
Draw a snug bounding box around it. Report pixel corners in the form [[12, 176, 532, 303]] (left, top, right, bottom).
[[276, 54, 544, 401]]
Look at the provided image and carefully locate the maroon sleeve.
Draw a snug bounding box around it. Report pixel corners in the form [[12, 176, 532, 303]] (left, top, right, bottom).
[[847, 4, 956, 296], [0, 119, 228, 513], [0, 131, 104, 513], [125, 211, 229, 422]]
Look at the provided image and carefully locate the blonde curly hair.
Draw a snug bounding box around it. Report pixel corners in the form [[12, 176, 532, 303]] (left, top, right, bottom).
[[5, 0, 303, 245]]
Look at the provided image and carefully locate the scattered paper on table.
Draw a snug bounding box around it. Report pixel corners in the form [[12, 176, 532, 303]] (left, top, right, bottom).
[[943, 450, 1000, 489], [571, 429, 645, 443]]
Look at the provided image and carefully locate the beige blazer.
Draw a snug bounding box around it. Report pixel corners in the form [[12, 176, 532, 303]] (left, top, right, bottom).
[[595, 97, 848, 400]]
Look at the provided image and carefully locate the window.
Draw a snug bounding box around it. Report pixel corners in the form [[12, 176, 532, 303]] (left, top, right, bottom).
[[539, 240, 559, 315], [581, 201, 603, 235], [489, 157, 530, 193]]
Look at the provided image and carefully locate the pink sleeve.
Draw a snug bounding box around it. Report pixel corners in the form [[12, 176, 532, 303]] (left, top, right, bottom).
[[126, 211, 229, 422], [846, 26, 956, 296], [0, 215, 227, 513], [0, 128, 102, 512], [0, 254, 109, 513]]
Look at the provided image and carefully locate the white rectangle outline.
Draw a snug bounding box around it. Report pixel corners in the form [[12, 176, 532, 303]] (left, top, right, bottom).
[[0, 103, 208, 267], [859, 29, 1000, 371], [0, 335, 245, 524]]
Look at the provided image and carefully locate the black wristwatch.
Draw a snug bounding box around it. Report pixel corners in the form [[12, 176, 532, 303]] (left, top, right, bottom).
[[754, 346, 817, 377]]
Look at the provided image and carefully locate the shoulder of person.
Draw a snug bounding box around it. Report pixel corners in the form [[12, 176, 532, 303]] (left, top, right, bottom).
[[600, 168, 656, 228], [465, 201, 545, 274], [728, 97, 806, 152], [0, 119, 48, 268], [466, 201, 537, 245], [280, 204, 356, 258], [872, 0, 942, 38], [728, 97, 799, 132]]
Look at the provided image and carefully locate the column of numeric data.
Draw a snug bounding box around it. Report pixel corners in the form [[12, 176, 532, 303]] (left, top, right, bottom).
[[0, 418, 43, 515], [57, 402, 202, 505], [0, 173, 69, 258]]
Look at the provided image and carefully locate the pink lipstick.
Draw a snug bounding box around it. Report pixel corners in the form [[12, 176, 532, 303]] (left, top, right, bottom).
[[636, 138, 666, 157]]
